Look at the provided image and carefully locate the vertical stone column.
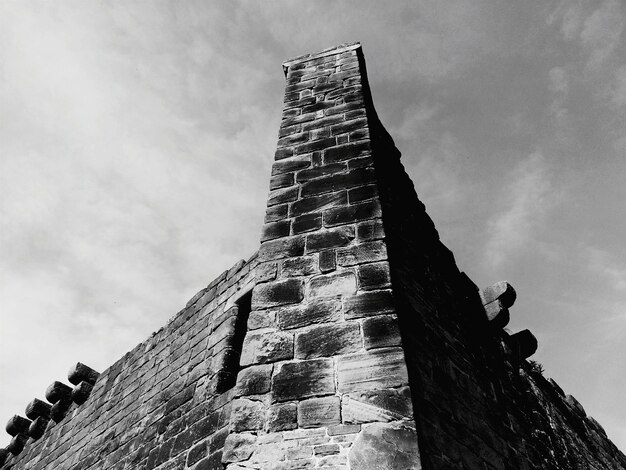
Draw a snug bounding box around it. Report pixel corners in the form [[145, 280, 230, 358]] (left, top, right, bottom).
[[223, 43, 421, 470]]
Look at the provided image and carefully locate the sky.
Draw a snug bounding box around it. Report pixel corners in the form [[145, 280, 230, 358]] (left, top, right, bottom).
[[0, 0, 624, 452]]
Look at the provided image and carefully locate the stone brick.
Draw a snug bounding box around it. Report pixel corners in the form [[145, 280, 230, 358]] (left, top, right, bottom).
[[319, 249, 336, 273], [344, 291, 395, 319], [277, 299, 342, 330], [280, 256, 317, 277], [300, 167, 375, 197], [295, 323, 362, 359], [272, 155, 311, 176], [261, 220, 291, 242], [314, 443, 340, 456], [309, 271, 357, 298], [268, 403, 298, 432], [290, 191, 347, 217], [305, 226, 355, 253], [297, 396, 341, 429], [301, 114, 344, 132], [292, 212, 322, 235], [258, 236, 305, 262], [357, 261, 391, 290], [328, 424, 361, 436], [324, 200, 382, 227], [268, 186, 299, 206], [362, 315, 401, 350], [296, 163, 347, 182], [330, 118, 368, 136], [356, 219, 385, 241], [231, 399, 265, 432], [270, 172, 295, 190], [337, 348, 408, 392], [323, 141, 370, 164], [337, 241, 387, 266], [348, 421, 420, 469], [348, 184, 378, 204], [272, 359, 335, 402], [265, 204, 288, 223], [235, 364, 273, 397], [240, 330, 293, 366], [252, 279, 304, 308], [222, 433, 257, 463], [294, 137, 337, 155], [275, 148, 294, 160], [342, 387, 413, 423], [277, 132, 310, 148], [247, 310, 276, 330]]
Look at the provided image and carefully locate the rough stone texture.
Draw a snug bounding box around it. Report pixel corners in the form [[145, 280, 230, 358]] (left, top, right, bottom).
[[5, 42, 625, 470]]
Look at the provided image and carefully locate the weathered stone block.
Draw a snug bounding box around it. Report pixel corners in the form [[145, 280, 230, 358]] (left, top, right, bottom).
[[348, 421, 421, 469], [281, 256, 318, 277], [292, 212, 322, 235], [256, 262, 278, 283], [310, 271, 357, 298], [337, 241, 387, 266], [222, 433, 257, 463], [323, 141, 370, 164], [298, 396, 341, 428], [295, 323, 362, 359], [6, 415, 31, 436], [25, 398, 51, 420], [247, 310, 276, 330], [252, 279, 304, 308], [261, 220, 291, 242], [362, 315, 401, 350], [269, 172, 295, 190], [305, 226, 355, 253], [348, 184, 378, 204], [342, 387, 413, 424], [272, 359, 335, 402], [268, 186, 299, 206], [337, 348, 409, 392], [240, 331, 294, 366], [300, 168, 375, 198], [272, 156, 311, 176], [67, 362, 100, 386], [480, 280, 516, 307], [289, 191, 347, 217], [357, 262, 391, 290], [277, 299, 342, 330], [265, 204, 289, 223], [231, 399, 265, 432], [296, 163, 347, 182], [235, 364, 273, 397], [324, 200, 382, 227], [319, 249, 336, 273], [258, 236, 305, 262], [330, 118, 368, 136], [268, 403, 298, 432], [344, 290, 395, 319]]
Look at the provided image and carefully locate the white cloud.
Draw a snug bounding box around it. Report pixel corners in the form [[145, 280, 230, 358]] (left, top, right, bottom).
[[484, 153, 555, 269], [580, 0, 624, 72]]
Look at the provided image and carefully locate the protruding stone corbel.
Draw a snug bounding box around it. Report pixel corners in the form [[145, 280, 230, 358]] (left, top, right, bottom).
[[508, 329, 538, 360], [72, 381, 94, 405], [45, 381, 73, 423], [25, 399, 52, 440], [68, 363, 100, 386], [6, 415, 31, 436], [479, 281, 516, 329], [7, 433, 28, 456]]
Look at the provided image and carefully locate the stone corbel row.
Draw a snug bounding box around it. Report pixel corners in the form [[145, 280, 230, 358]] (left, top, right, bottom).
[[479, 281, 538, 361], [0, 363, 99, 462]]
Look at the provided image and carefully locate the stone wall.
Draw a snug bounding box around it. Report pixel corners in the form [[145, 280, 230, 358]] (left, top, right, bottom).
[[2, 42, 625, 470]]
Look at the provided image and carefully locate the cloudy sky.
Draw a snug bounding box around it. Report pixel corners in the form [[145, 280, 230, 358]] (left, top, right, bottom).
[[1, 0, 625, 451]]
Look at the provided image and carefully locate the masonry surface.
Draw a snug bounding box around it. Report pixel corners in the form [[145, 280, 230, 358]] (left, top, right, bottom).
[[2, 43, 625, 470]]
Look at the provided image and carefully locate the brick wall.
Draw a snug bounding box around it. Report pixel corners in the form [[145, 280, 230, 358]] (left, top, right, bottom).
[[2, 42, 625, 470]]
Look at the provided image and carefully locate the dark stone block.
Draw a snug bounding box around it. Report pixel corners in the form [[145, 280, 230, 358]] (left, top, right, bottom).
[[324, 200, 382, 227], [348, 184, 378, 204], [274, 148, 293, 160], [330, 118, 368, 136], [356, 219, 385, 241], [292, 212, 322, 235], [298, 396, 341, 428], [281, 256, 318, 277], [50, 398, 72, 423], [187, 440, 207, 466], [6, 415, 31, 436], [301, 114, 344, 132], [231, 399, 264, 431], [285, 79, 316, 93], [349, 128, 369, 141], [362, 315, 401, 350], [272, 358, 335, 402], [72, 381, 94, 405], [305, 226, 355, 253], [300, 167, 375, 197], [269, 172, 294, 190], [289, 191, 347, 217], [252, 278, 304, 308], [7, 433, 27, 456], [272, 156, 311, 176], [302, 100, 337, 114], [268, 186, 298, 206], [265, 204, 288, 223], [348, 155, 374, 169], [344, 291, 395, 319], [325, 101, 362, 116], [258, 236, 305, 262], [268, 403, 298, 432], [68, 362, 100, 386], [337, 241, 387, 267], [45, 381, 72, 403], [294, 137, 337, 155], [235, 364, 272, 397], [319, 249, 336, 273], [25, 398, 51, 420], [261, 220, 291, 242], [357, 261, 391, 290], [295, 323, 362, 359], [277, 132, 310, 148], [28, 416, 49, 440], [277, 299, 342, 330], [296, 163, 348, 183], [240, 331, 294, 366], [345, 108, 367, 120]]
